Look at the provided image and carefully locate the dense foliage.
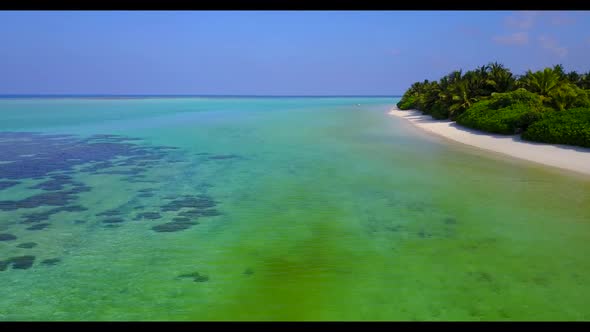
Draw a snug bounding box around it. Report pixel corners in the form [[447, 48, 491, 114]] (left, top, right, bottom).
[[397, 63, 590, 147], [521, 107, 590, 148], [455, 89, 547, 134]]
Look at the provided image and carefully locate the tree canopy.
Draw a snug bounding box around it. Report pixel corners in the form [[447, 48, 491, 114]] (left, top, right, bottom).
[[397, 63, 590, 148]]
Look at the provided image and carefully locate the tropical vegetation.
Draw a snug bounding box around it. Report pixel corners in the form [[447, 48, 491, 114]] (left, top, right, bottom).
[[397, 63, 590, 148]]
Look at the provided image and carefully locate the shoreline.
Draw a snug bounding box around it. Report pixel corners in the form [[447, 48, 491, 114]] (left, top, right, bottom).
[[388, 107, 590, 177]]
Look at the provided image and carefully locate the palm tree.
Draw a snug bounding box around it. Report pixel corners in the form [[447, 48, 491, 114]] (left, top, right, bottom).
[[399, 63, 589, 120], [486, 62, 516, 93], [520, 67, 563, 99], [419, 80, 442, 113], [548, 83, 590, 111], [577, 71, 590, 89], [448, 75, 480, 119], [469, 68, 492, 97], [552, 64, 566, 80], [437, 76, 450, 103], [567, 71, 581, 85], [448, 70, 463, 85], [475, 64, 490, 79]]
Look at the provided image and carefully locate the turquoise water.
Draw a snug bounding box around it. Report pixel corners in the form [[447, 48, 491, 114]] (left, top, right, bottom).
[[0, 97, 589, 321]]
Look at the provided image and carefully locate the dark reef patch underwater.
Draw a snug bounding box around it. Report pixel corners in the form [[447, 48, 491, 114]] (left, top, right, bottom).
[[0, 132, 227, 273]]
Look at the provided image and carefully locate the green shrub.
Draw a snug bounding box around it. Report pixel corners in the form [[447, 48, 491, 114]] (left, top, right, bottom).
[[426, 101, 449, 119], [548, 84, 590, 111], [521, 107, 590, 148], [490, 88, 543, 109], [456, 90, 547, 134], [397, 95, 416, 110]]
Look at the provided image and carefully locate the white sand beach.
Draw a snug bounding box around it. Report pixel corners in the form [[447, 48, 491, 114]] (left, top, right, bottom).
[[389, 107, 590, 176]]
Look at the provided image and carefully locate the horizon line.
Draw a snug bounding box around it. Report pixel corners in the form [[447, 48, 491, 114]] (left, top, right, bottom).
[[0, 94, 401, 98]]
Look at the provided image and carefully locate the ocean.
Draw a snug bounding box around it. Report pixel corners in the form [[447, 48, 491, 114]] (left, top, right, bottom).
[[1, 96, 589, 320]]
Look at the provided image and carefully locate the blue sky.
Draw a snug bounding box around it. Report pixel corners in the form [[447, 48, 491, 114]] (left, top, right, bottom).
[[1, 11, 589, 95]]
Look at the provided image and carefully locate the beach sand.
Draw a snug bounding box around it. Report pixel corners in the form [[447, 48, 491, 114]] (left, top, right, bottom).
[[389, 107, 590, 177]]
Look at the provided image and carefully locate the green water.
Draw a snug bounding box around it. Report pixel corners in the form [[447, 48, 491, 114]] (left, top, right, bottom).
[[1, 97, 589, 321]]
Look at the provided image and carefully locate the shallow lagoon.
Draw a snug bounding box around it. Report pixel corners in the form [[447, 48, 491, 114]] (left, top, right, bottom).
[[0, 97, 589, 320]]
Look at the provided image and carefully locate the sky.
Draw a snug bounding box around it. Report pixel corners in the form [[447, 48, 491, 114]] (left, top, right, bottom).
[[0, 10, 589, 96]]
